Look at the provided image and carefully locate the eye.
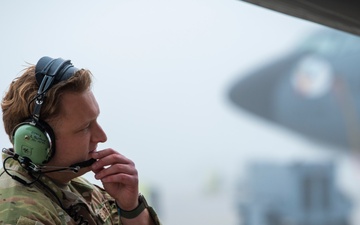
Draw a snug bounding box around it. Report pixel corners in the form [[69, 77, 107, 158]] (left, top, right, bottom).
[[79, 123, 91, 132]]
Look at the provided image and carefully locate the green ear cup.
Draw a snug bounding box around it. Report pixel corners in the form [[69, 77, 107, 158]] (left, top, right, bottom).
[[13, 124, 52, 165]]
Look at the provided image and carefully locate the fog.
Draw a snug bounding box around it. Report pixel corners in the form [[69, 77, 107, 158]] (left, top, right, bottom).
[[2, 1, 357, 224]]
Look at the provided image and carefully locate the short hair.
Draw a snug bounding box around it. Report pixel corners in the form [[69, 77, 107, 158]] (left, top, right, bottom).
[[1, 65, 92, 140]]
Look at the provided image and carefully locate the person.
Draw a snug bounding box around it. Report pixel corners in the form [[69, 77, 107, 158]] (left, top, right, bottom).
[[0, 56, 161, 225]]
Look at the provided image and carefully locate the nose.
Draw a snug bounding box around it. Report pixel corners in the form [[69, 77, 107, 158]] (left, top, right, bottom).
[[91, 121, 107, 143]]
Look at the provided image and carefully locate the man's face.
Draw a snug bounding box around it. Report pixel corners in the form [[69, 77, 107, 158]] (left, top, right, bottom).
[[46, 90, 107, 182]]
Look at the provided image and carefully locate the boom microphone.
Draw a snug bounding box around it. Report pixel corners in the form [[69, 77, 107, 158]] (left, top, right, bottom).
[[38, 158, 97, 173], [2, 148, 96, 173], [42, 158, 97, 173]]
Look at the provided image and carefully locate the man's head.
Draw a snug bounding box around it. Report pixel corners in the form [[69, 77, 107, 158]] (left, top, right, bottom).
[[1, 57, 93, 164]]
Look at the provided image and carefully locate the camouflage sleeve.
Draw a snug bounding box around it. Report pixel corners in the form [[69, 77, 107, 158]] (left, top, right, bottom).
[[94, 185, 161, 225], [0, 166, 67, 225], [145, 206, 162, 225], [0, 195, 63, 225], [13, 216, 47, 225]]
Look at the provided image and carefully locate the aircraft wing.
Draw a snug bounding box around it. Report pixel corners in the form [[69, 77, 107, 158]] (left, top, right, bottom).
[[241, 0, 360, 36]]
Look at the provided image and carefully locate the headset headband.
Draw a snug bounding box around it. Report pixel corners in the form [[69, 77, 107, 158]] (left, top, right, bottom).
[[32, 57, 79, 120]]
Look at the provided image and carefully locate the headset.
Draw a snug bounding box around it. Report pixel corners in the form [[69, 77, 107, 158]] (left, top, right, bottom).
[[10, 56, 79, 165]]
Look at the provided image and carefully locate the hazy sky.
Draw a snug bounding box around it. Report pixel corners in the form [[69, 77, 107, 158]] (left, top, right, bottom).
[[1, 1, 348, 224]]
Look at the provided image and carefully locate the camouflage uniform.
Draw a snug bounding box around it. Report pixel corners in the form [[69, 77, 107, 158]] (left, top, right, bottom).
[[0, 155, 161, 225]]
